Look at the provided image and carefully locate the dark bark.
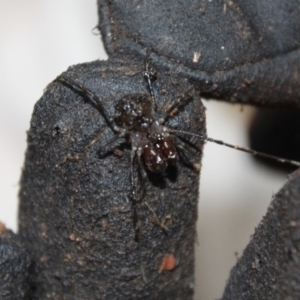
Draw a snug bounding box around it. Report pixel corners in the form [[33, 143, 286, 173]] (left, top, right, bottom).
[[18, 57, 205, 299], [0, 223, 32, 299], [222, 169, 300, 300], [98, 0, 300, 107]]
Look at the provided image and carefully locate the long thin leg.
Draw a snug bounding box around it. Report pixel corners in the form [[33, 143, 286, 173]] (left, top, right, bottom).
[[55, 75, 122, 133], [97, 133, 126, 157], [129, 148, 144, 243], [136, 148, 148, 201], [130, 149, 137, 200], [160, 86, 195, 124], [171, 135, 201, 171], [144, 48, 157, 111], [169, 129, 300, 168], [129, 148, 148, 201]]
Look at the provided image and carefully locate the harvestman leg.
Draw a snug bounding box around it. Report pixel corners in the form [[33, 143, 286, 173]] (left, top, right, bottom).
[[160, 85, 203, 170], [97, 134, 126, 157], [144, 48, 195, 119], [127, 147, 149, 203], [136, 148, 148, 200], [144, 48, 157, 111], [56, 76, 127, 154], [56, 75, 153, 202], [130, 148, 151, 242], [160, 86, 196, 124], [55, 76, 119, 132], [144, 49, 202, 169], [159, 80, 300, 168], [171, 134, 201, 171]]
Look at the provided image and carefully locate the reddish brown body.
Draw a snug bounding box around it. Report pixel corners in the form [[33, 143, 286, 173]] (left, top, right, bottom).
[[115, 94, 178, 173]]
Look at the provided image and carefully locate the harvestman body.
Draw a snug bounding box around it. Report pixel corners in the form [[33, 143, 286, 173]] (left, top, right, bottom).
[[55, 50, 300, 201]]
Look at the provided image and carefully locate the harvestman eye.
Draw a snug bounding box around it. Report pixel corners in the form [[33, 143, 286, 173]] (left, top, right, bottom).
[[55, 50, 300, 202]]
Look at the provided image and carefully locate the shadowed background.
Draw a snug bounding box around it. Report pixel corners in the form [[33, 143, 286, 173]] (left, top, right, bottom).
[[0, 1, 289, 299]]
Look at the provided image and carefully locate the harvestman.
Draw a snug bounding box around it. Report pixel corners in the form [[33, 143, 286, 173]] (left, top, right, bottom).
[[55, 50, 300, 202]]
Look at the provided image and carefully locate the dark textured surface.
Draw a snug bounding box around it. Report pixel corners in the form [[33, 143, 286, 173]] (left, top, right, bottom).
[[222, 169, 300, 300], [0, 223, 32, 299], [98, 0, 300, 107], [18, 57, 205, 299], [10, 1, 300, 298]]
